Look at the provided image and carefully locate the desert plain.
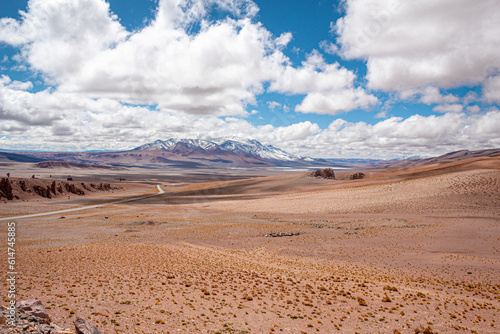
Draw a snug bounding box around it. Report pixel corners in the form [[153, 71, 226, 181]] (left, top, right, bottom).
[[1, 156, 499, 334]]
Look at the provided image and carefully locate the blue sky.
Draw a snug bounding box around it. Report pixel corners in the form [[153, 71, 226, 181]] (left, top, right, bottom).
[[0, 0, 499, 158]]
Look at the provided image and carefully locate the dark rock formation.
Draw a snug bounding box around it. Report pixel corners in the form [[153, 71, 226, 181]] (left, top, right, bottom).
[[50, 181, 57, 195], [17, 300, 50, 322], [65, 183, 85, 195], [81, 182, 93, 191], [2, 178, 120, 201], [32, 185, 51, 198], [19, 180, 28, 192], [90, 183, 110, 191], [350, 172, 365, 180], [0, 178, 14, 200], [310, 168, 335, 179], [74, 317, 101, 334]]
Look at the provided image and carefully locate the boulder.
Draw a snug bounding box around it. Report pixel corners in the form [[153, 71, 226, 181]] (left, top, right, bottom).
[[74, 317, 101, 334], [350, 172, 365, 180], [36, 323, 52, 334], [17, 300, 50, 321], [310, 168, 335, 179]]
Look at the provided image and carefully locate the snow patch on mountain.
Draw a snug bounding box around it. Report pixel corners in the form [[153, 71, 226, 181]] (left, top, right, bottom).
[[134, 137, 312, 162]]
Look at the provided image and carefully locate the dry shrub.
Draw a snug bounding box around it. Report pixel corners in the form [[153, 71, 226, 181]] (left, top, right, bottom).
[[357, 297, 367, 306], [414, 325, 438, 334]]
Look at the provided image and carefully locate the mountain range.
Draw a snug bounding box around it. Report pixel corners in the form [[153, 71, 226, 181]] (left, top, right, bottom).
[[133, 137, 321, 164], [1, 138, 499, 170], [0, 138, 328, 168]]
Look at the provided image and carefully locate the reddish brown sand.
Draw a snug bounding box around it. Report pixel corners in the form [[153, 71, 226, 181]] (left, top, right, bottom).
[[1, 156, 499, 333]]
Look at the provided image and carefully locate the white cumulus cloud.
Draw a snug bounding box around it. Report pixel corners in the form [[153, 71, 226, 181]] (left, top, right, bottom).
[[0, 0, 376, 117], [432, 104, 464, 114], [269, 51, 378, 114], [483, 76, 500, 104], [335, 0, 500, 93]]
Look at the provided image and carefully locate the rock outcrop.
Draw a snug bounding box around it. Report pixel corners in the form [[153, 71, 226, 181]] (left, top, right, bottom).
[[33, 185, 52, 198], [19, 180, 28, 192], [1, 177, 121, 201], [89, 183, 112, 191], [74, 317, 101, 334], [17, 300, 50, 321], [310, 168, 335, 179], [64, 183, 85, 195], [1, 300, 76, 334], [350, 172, 365, 180], [0, 178, 15, 200]]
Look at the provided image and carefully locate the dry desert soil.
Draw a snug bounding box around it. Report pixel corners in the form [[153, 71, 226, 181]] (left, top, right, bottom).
[[1, 156, 499, 333]]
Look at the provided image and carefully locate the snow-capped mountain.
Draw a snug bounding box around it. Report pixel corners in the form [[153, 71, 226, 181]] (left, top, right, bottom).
[[210, 137, 300, 161], [133, 137, 324, 167], [134, 138, 219, 151]]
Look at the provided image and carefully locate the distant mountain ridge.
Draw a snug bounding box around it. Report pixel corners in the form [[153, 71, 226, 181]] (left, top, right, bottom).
[[0, 138, 327, 168], [370, 149, 500, 168], [1, 142, 499, 170], [134, 137, 316, 163]]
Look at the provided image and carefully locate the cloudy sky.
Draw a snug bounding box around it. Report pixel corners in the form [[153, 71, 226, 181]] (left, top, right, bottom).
[[1, 0, 499, 159]]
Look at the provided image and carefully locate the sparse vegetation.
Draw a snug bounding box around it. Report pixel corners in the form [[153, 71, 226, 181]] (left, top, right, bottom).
[[2, 157, 499, 333]]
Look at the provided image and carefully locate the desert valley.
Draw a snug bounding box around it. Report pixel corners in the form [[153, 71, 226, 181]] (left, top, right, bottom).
[[0, 141, 499, 334], [2, 1, 500, 333]]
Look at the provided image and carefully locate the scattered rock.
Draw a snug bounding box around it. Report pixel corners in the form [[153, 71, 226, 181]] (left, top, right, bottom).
[[51, 324, 66, 332], [17, 299, 50, 321], [1, 300, 76, 333], [74, 317, 101, 334], [37, 323, 52, 333], [264, 232, 300, 237], [121, 220, 168, 226]]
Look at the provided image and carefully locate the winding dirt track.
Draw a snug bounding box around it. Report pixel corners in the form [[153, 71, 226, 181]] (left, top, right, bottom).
[[0, 184, 164, 221]]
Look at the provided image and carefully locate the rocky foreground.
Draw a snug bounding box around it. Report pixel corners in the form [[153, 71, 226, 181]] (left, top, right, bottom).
[[0, 300, 99, 334]]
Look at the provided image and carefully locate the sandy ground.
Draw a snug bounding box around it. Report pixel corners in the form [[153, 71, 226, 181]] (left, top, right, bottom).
[[1, 157, 499, 333]]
